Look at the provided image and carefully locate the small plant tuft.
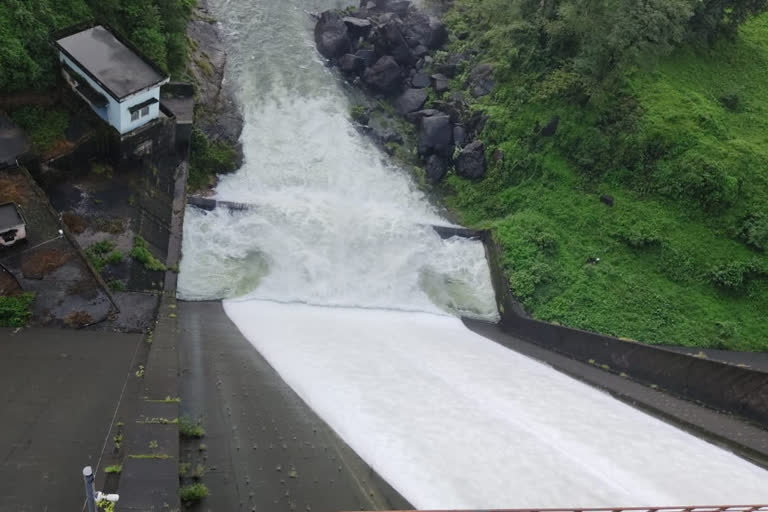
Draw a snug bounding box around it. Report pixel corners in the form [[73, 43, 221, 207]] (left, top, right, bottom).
[[179, 483, 209, 503]]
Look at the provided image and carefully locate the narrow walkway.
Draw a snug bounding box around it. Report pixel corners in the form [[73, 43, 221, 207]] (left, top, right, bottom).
[[177, 301, 410, 512], [465, 319, 768, 469]]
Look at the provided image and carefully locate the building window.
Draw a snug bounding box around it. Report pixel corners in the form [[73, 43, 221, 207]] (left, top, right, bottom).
[[131, 110, 140, 122], [140, 106, 150, 117]]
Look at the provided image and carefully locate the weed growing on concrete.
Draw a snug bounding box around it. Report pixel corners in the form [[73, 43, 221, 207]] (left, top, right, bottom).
[[179, 462, 191, 477], [131, 236, 167, 272], [96, 498, 116, 512], [128, 453, 171, 459], [0, 293, 35, 327], [149, 440, 159, 449], [104, 464, 122, 474], [107, 280, 126, 292], [113, 433, 123, 450], [179, 417, 205, 439], [135, 365, 145, 378], [179, 483, 209, 503]]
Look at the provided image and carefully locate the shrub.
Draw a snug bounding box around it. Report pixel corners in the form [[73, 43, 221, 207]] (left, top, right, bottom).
[[655, 154, 738, 209], [10, 106, 69, 153], [739, 212, 768, 251], [0, 293, 35, 327], [709, 259, 766, 290], [188, 129, 239, 192], [179, 483, 209, 503], [86, 241, 117, 272]]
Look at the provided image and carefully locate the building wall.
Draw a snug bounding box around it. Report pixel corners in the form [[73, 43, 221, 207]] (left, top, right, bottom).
[[118, 88, 161, 134], [58, 53, 161, 135]]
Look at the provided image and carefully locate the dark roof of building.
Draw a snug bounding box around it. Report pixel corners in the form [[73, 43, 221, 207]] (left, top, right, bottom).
[[0, 203, 24, 230], [54, 25, 168, 101], [0, 114, 30, 169]]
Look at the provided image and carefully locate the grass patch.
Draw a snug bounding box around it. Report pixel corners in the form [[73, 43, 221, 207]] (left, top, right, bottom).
[[86, 241, 122, 273], [10, 106, 69, 154], [130, 236, 166, 272], [179, 483, 209, 503], [179, 417, 205, 439], [0, 293, 35, 327], [104, 464, 122, 474], [188, 128, 239, 192]]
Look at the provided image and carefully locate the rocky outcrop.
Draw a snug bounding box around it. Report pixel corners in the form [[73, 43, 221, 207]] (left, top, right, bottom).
[[315, 11, 351, 59], [187, 1, 243, 163], [313, 0, 489, 183], [455, 141, 486, 179]]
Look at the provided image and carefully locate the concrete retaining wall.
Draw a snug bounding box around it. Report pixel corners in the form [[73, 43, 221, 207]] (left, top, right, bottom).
[[476, 230, 768, 427]]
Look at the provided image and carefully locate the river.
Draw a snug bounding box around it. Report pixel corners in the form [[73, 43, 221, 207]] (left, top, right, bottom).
[[177, 0, 768, 507]]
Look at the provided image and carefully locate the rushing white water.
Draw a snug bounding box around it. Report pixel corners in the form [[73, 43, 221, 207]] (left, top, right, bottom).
[[178, 0, 768, 507]]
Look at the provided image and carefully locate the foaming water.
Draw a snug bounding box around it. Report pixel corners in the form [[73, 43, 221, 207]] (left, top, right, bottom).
[[178, 0, 768, 507], [178, 0, 498, 319]]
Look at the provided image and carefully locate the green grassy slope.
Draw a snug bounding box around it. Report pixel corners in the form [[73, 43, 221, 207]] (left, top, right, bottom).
[[441, 12, 768, 350]]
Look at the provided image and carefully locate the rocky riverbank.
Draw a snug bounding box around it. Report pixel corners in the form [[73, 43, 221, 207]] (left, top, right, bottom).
[[314, 0, 495, 183], [186, 0, 244, 167]]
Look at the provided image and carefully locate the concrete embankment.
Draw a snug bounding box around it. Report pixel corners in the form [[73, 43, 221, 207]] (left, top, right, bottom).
[[177, 300, 411, 512]]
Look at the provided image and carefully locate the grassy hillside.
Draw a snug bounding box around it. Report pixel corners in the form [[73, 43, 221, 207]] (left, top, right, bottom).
[[441, 6, 768, 351]]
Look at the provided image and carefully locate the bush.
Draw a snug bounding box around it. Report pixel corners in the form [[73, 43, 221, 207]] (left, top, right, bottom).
[[740, 212, 768, 251], [179, 483, 209, 503], [0, 293, 35, 327], [130, 236, 166, 272], [188, 129, 239, 192], [655, 153, 738, 209], [86, 241, 117, 272], [10, 106, 69, 153], [709, 259, 766, 290]]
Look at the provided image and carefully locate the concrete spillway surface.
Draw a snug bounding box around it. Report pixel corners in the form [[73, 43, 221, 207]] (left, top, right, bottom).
[[177, 0, 768, 508]]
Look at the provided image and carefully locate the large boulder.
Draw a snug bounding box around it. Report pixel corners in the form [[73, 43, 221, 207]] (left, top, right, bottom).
[[355, 49, 377, 67], [418, 114, 453, 158], [363, 56, 403, 95], [405, 108, 441, 123], [431, 73, 450, 93], [411, 72, 431, 88], [453, 125, 467, 148], [425, 154, 448, 183], [393, 88, 428, 115], [455, 141, 486, 179], [374, 21, 416, 66], [368, 0, 411, 17], [402, 14, 448, 50], [469, 63, 495, 98], [314, 11, 351, 59], [339, 54, 366, 74], [343, 16, 373, 40]]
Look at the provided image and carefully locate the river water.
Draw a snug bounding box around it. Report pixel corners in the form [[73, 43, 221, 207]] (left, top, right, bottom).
[[178, 0, 768, 507]]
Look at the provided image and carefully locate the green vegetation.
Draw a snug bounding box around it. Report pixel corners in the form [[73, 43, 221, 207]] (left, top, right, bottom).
[[128, 453, 170, 459], [10, 107, 69, 153], [96, 499, 116, 512], [188, 128, 239, 192], [107, 279, 126, 292], [0, 293, 35, 327], [86, 241, 122, 273], [441, 0, 768, 350], [179, 482, 209, 503], [130, 236, 167, 272], [104, 464, 122, 474], [0, 0, 195, 94], [179, 417, 205, 439]]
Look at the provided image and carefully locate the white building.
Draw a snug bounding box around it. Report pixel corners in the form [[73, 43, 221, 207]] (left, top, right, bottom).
[[54, 25, 170, 136]]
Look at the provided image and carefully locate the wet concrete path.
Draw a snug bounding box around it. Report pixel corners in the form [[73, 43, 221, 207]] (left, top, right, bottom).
[[178, 301, 410, 512]]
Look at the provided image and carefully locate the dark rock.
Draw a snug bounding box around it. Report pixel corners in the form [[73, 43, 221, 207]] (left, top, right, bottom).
[[435, 53, 469, 78], [415, 58, 425, 70], [374, 0, 411, 17], [393, 88, 428, 115], [466, 111, 489, 138], [418, 114, 453, 158], [339, 54, 365, 74], [372, 127, 404, 144], [413, 45, 429, 58], [457, 31, 469, 40], [493, 149, 504, 162], [406, 108, 440, 123], [431, 73, 450, 93], [453, 125, 467, 148], [540, 115, 560, 137], [469, 63, 494, 98], [315, 11, 351, 59], [431, 100, 464, 124], [600, 195, 614, 207], [363, 56, 403, 95], [401, 14, 448, 51], [411, 72, 430, 88], [425, 154, 448, 183], [354, 49, 377, 67], [455, 141, 486, 179], [423, 55, 433, 66], [375, 21, 416, 66], [343, 17, 373, 39]]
